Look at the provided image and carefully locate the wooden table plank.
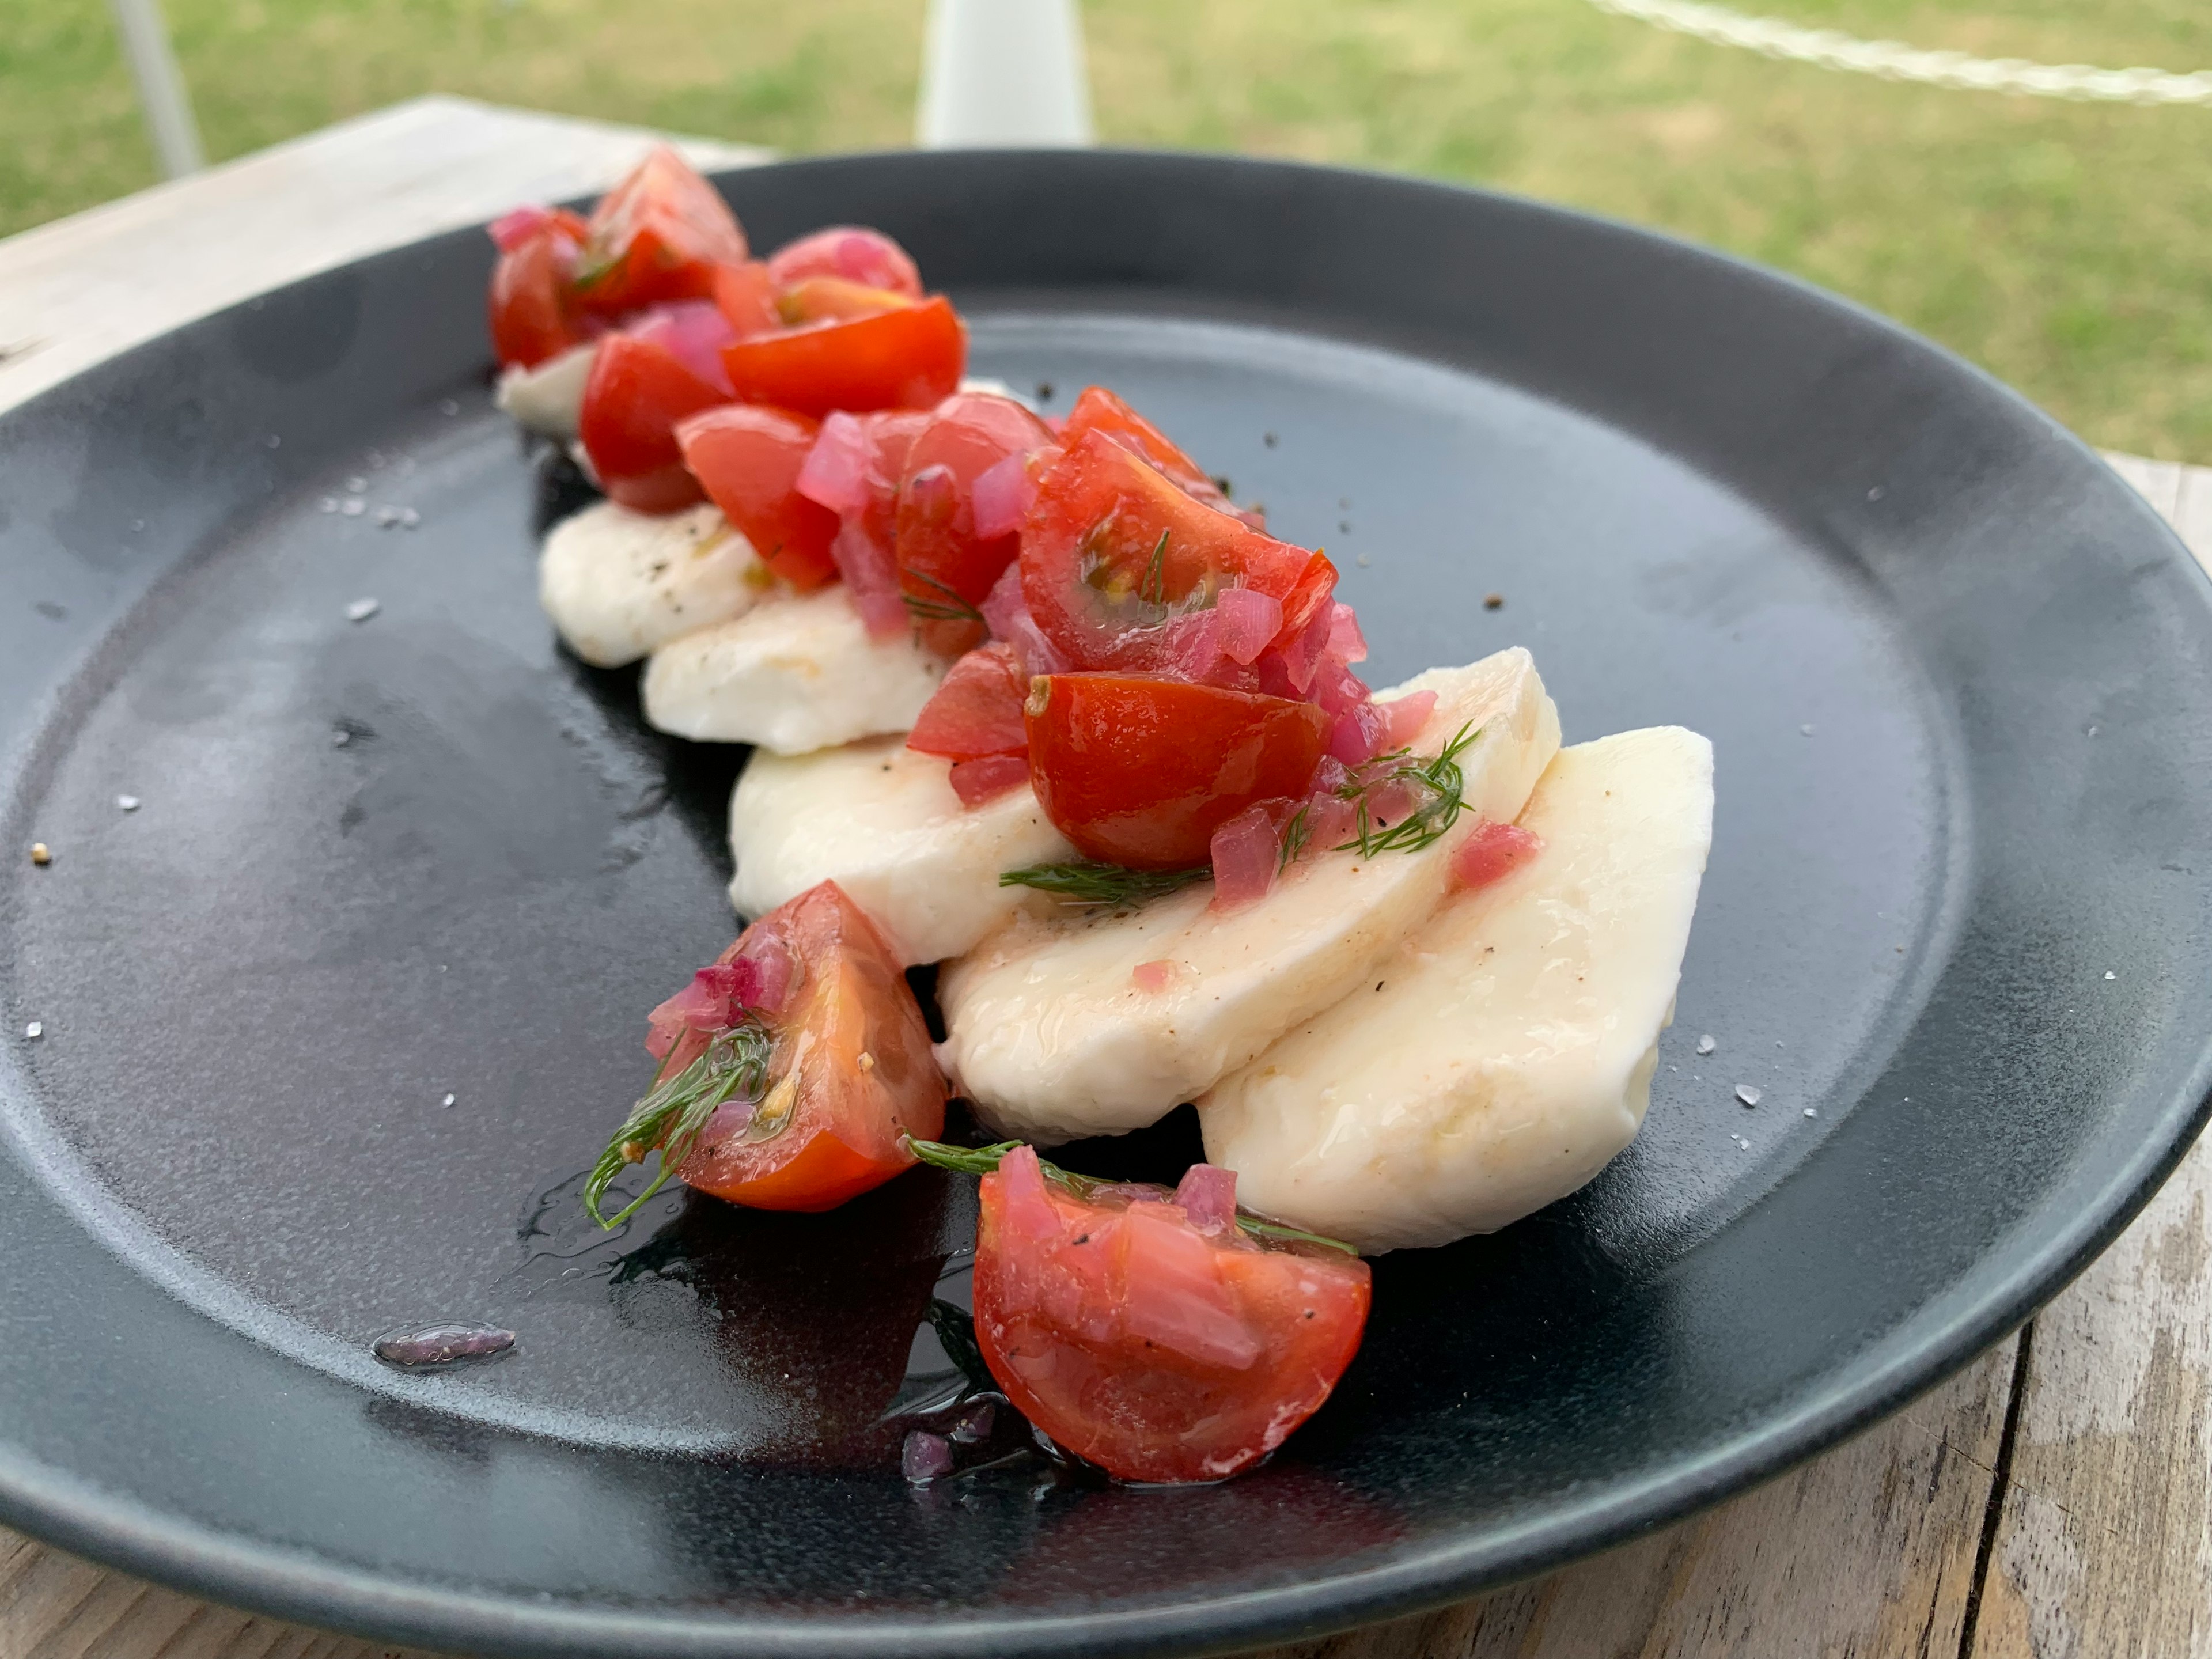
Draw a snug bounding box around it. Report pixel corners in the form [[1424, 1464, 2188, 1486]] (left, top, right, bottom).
[[1, 94, 2209, 1659]]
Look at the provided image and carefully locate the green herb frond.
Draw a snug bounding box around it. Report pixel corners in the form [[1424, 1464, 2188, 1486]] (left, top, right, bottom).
[[1141, 529, 1171, 606], [999, 858, 1210, 908], [1276, 804, 1312, 874], [1334, 722, 1483, 857], [902, 571, 986, 626], [902, 1138, 1359, 1255], [584, 1018, 776, 1228]]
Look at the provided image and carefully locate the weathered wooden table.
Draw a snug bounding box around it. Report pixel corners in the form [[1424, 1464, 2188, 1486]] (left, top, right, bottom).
[[3, 97, 2209, 1659]]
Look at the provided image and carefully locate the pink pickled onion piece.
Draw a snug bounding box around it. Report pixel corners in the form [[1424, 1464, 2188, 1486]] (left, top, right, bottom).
[[1313, 656, 1372, 718], [996, 1145, 1063, 1245], [768, 227, 922, 297], [628, 302, 735, 396], [902, 1429, 955, 1483], [700, 1097, 756, 1147], [1306, 791, 1358, 854], [1365, 777, 1419, 835], [1327, 702, 1387, 767], [831, 519, 909, 638], [1173, 1163, 1239, 1236], [489, 204, 558, 253], [731, 930, 796, 1016], [1214, 587, 1284, 666], [1131, 959, 1175, 993], [1327, 602, 1369, 665], [644, 971, 730, 1058], [1209, 804, 1280, 912], [949, 753, 1031, 806], [1449, 821, 1545, 893], [796, 412, 873, 516], [1160, 609, 1224, 682], [1277, 594, 1338, 694], [972, 448, 1052, 540], [1377, 689, 1438, 751], [980, 562, 1070, 676], [905, 460, 957, 526]]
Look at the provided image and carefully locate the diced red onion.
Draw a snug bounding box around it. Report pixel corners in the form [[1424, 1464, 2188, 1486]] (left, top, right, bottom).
[[731, 930, 796, 1016], [902, 1429, 955, 1483], [628, 302, 735, 395], [1305, 791, 1358, 853], [1160, 609, 1224, 682], [1276, 597, 1338, 694], [1449, 821, 1545, 893], [980, 562, 1069, 676], [1130, 959, 1175, 993], [701, 1097, 756, 1146], [1327, 603, 1369, 665], [996, 1145, 1063, 1245], [796, 413, 873, 516], [1209, 805, 1281, 912], [1214, 587, 1283, 666], [904, 461, 958, 528], [972, 448, 1054, 540], [1173, 1164, 1239, 1236], [831, 520, 910, 638], [949, 754, 1031, 806], [488, 206, 558, 253], [1327, 704, 1385, 767]]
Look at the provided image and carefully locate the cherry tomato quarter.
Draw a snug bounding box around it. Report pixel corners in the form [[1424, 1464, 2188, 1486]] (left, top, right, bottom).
[[711, 259, 782, 337], [487, 207, 590, 369], [719, 296, 965, 419], [577, 331, 732, 513], [573, 145, 748, 316], [907, 640, 1031, 762], [1024, 674, 1329, 869], [677, 404, 840, 589], [972, 1146, 1371, 1483], [1056, 385, 1259, 525], [767, 226, 923, 297], [895, 393, 1055, 655]]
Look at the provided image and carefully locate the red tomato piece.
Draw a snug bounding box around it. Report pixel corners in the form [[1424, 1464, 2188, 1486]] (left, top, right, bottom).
[[947, 755, 1032, 806], [712, 259, 782, 337], [895, 393, 1055, 655], [1024, 674, 1329, 869], [676, 405, 840, 589], [908, 641, 1031, 761], [656, 882, 945, 1215], [487, 207, 591, 369], [973, 1146, 1370, 1483], [767, 226, 923, 297], [720, 296, 966, 419], [776, 276, 916, 327], [573, 145, 749, 317], [1021, 431, 1335, 674], [1058, 385, 1259, 526], [578, 331, 731, 513]]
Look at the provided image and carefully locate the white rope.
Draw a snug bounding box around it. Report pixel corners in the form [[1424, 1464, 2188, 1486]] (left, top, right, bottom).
[[1588, 0, 2212, 105]]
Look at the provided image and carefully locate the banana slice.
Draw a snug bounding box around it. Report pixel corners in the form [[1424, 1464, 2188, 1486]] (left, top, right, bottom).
[[496, 342, 598, 440], [1200, 726, 1714, 1253], [641, 585, 948, 755], [728, 738, 1075, 964], [937, 648, 1561, 1144], [538, 501, 768, 669]]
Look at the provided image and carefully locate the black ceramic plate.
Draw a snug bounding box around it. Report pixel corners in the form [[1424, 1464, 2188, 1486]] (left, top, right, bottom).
[[2, 150, 2210, 1657]]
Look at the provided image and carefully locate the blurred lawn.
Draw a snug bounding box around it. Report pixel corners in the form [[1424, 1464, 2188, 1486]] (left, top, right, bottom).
[[3, 0, 2208, 460]]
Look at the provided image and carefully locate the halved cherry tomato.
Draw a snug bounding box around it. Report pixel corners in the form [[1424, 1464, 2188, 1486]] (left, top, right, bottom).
[[776, 276, 915, 327], [487, 207, 591, 369], [671, 882, 945, 1213], [573, 146, 748, 317], [972, 1146, 1370, 1483], [578, 331, 732, 513], [1024, 674, 1329, 868], [908, 640, 1029, 761], [767, 226, 923, 297], [1021, 431, 1335, 674], [1058, 385, 1259, 527], [895, 393, 1055, 655], [712, 260, 782, 337], [677, 404, 840, 589], [719, 296, 965, 419]]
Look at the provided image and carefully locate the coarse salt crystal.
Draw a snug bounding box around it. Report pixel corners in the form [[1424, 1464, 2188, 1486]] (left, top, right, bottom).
[[24, 1022, 41, 1039], [346, 599, 380, 623], [1735, 1084, 1762, 1107], [1804, 1108, 1818, 1118], [340, 498, 366, 517], [116, 794, 140, 812], [1695, 1034, 1715, 1055], [441, 1093, 456, 1107]]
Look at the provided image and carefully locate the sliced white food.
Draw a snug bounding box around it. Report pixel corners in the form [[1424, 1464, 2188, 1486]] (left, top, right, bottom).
[[539, 501, 767, 669], [728, 738, 1075, 965], [495, 341, 598, 439], [1199, 726, 1715, 1253], [937, 647, 1561, 1145], [642, 585, 948, 755]]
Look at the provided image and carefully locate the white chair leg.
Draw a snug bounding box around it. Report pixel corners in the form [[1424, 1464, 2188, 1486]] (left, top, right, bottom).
[[916, 0, 1095, 149]]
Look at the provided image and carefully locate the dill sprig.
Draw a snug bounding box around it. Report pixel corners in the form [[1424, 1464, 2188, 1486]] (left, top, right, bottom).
[[1141, 529, 1171, 605], [584, 1018, 777, 1228], [1334, 723, 1482, 856], [904, 1138, 1359, 1256], [999, 858, 1210, 908], [902, 571, 986, 626], [1276, 804, 1312, 874]]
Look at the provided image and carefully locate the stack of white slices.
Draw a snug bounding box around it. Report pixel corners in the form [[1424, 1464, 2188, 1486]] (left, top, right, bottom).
[[540, 469, 1714, 1255]]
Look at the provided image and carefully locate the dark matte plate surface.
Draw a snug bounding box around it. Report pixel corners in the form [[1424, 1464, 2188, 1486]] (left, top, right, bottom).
[[2, 151, 2210, 1657]]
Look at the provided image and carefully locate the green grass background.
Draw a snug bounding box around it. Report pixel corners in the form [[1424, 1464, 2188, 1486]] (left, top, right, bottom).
[[3, 0, 2207, 459]]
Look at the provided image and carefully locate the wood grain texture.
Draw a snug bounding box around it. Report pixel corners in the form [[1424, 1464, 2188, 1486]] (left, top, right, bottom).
[[2, 94, 2211, 1659], [0, 95, 764, 419]]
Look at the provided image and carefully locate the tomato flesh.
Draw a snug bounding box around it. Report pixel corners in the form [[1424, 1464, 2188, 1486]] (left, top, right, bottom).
[[767, 226, 923, 297], [777, 276, 915, 327], [1058, 385, 1259, 527], [973, 1146, 1371, 1483], [1021, 431, 1335, 674], [895, 393, 1055, 656], [672, 882, 945, 1213], [1024, 674, 1328, 869], [719, 296, 965, 419], [574, 145, 748, 317], [577, 330, 732, 513], [677, 404, 840, 589], [711, 259, 782, 338], [908, 641, 1030, 760], [487, 207, 591, 369]]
